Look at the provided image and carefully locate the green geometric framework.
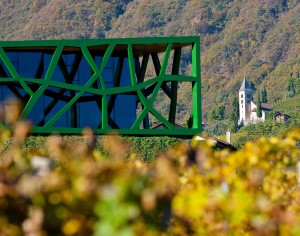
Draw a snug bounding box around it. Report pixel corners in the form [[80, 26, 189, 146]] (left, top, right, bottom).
[[0, 36, 201, 136]]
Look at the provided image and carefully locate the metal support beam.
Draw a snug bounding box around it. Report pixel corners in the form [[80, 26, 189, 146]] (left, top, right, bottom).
[[107, 57, 124, 116], [151, 53, 172, 98], [192, 39, 202, 130], [169, 47, 181, 124], [135, 54, 150, 128], [57, 53, 82, 128], [44, 53, 82, 123], [0, 36, 201, 136]]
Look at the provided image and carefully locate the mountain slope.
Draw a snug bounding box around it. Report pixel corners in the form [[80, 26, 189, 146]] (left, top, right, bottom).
[[0, 0, 132, 40], [0, 0, 299, 121]]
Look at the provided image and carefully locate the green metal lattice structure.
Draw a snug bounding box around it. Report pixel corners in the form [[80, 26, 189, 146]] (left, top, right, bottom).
[[0, 36, 201, 136]]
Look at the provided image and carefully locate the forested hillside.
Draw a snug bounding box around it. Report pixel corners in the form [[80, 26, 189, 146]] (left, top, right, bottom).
[[0, 0, 299, 120]]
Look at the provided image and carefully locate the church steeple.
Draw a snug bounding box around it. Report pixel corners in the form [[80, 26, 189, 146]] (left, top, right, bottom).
[[239, 78, 253, 125], [239, 77, 251, 91]]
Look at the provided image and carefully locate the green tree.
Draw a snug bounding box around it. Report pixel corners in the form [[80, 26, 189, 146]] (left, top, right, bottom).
[[230, 97, 239, 132], [261, 85, 267, 103], [295, 72, 300, 94], [256, 93, 262, 118], [287, 73, 295, 96], [209, 105, 225, 121]]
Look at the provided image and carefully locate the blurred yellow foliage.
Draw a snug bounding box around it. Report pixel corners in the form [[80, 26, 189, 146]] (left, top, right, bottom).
[[0, 120, 299, 235]]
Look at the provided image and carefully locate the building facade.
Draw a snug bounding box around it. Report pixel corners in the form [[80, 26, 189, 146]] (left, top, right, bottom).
[[239, 78, 253, 124], [0, 36, 201, 136], [239, 78, 272, 125], [275, 112, 291, 123]]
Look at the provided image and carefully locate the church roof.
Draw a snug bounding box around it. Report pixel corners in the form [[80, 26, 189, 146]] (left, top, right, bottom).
[[275, 112, 291, 118], [261, 103, 272, 110], [239, 78, 252, 91], [251, 103, 272, 112]]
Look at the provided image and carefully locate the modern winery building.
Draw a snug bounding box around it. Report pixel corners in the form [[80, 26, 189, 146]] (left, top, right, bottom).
[[0, 36, 201, 136]]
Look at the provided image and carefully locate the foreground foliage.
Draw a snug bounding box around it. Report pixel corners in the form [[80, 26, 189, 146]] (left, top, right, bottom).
[[0, 123, 300, 235]]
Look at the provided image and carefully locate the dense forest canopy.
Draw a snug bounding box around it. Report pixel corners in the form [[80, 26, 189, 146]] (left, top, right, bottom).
[[0, 0, 299, 121]]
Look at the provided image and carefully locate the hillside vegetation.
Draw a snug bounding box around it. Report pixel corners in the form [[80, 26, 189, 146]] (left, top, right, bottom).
[[0, 0, 299, 120], [273, 93, 300, 118]]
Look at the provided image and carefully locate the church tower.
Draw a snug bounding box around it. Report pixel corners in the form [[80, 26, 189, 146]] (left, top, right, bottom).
[[239, 78, 253, 124]]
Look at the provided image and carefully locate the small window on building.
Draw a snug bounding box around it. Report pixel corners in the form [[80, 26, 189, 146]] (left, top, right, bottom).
[[241, 100, 243, 104], [241, 94, 243, 98]]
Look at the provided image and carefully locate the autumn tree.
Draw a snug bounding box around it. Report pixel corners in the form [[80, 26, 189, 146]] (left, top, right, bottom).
[[287, 73, 296, 97], [261, 85, 267, 103], [209, 105, 225, 122], [230, 97, 239, 132]]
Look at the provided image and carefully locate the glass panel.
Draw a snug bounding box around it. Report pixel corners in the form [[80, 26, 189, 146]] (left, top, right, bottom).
[[120, 58, 132, 86], [0, 59, 13, 78], [1, 86, 15, 100], [78, 57, 92, 86], [49, 100, 69, 127], [27, 96, 45, 126], [93, 56, 132, 88], [19, 52, 42, 78], [52, 57, 66, 83], [103, 57, 114, 84], [78, 100, 101, 128], [103, 69, 114, 84], [51, 51, 92, 86], [110, 94, 137, 129], [5, 51, 52, 79], [44, 53, 54, 78], [18, 88, 28, 98]]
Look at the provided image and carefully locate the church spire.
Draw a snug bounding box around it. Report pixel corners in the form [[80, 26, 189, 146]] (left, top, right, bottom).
[[239, 77, 251, 91]]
